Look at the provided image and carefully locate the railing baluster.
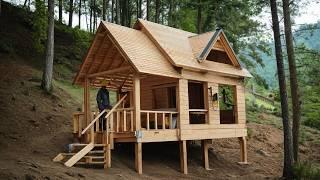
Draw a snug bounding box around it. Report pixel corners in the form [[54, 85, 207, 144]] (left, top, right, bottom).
[[169, 113, 173, 129], [163, 113, 166, 130], [155, 113, 158, 130], [123, 110, 127, 132], [116, 111, 120, 133], [130, 110, 134, 131], [147, 112, 150, 130], [110, 112, 114, 132]]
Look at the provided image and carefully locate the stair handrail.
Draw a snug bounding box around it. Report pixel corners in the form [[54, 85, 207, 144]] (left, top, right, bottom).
[[81, 94, 128, 135]]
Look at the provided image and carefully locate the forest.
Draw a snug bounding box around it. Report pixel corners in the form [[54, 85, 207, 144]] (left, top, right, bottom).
[[1, 0, 320, 179]]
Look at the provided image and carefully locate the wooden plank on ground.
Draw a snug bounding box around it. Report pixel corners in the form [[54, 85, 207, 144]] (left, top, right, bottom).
[[64, 143, 94, 167]]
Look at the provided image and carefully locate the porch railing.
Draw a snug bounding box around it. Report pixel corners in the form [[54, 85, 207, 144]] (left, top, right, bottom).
[[140, 110, 178, 130]]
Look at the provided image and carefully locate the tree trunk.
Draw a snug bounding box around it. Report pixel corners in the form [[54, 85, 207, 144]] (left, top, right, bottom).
[[90, 1, 92, 33], [93, 0, 96, 31], [127, 0, 131, 27], [84, 0, 89, 31], [58, 0, 62, 23], [168, 0, 173, 26], [78, 0, 81, 28], [270, 0, 293, 178], [41, 0, 54, 93], [155, 0, 160, 23], [137, 0, 142, 18], [197, 0, 202, 34], [116, 0, 120, 24], [68, 0, 73, 27], [102, 0, 106, 20], [111, 0, 114, 22], [146, 0, 150, 21], [282, 0, 301, 163]]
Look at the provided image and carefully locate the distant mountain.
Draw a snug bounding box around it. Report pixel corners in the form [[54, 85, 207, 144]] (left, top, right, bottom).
[[254, 21, 320, 89]]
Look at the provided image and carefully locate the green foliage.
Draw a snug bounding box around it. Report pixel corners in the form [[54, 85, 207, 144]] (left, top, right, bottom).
[[32, 0, 47, 53], [293, 162, 320, 180]]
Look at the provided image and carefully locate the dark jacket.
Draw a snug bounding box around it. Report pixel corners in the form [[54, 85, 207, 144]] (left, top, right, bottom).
[[96, 88, 111, 111]]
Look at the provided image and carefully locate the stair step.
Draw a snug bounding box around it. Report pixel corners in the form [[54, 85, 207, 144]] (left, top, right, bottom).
[[70, 143, 106, 147], [76, 161, 105, 165], [60, 150, 104, 157]]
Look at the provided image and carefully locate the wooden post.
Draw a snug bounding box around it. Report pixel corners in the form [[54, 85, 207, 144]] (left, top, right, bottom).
[[135, 142, 142, 174], [177, 79, 189, 132], [179, 140, 188, 174], [201, 139, 210, 170], [84, 77, 92, 143], [107, 143, 111, 168], [238, 137, 248, 164], [133, 75, 141, 131]]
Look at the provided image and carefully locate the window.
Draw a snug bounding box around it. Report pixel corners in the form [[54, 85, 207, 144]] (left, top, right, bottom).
[[219, 85, 237, 124], [206, 49, 233, 65], [188, 82, 207, 124]]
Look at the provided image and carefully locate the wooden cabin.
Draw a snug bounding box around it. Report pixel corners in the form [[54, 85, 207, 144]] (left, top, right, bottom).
[[53, 19, 251, 174]]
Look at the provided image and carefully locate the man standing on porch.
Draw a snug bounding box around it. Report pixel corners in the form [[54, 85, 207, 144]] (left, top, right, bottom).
[[96, 81, 112, 130]]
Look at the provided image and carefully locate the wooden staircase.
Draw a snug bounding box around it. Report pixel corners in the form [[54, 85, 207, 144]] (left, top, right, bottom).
[[53, 95, 128, 169], [53, 143, 110, 167]]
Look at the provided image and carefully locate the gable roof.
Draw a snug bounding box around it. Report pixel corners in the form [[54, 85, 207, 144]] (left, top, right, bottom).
[[134, 19, 251, 77], [75, 20, 251, 85], [102, 22, 181, 78], [74, 22, 181, 85]]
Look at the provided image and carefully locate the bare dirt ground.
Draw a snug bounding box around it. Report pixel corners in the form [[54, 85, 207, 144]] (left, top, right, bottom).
[[0, 56, 319, 180]]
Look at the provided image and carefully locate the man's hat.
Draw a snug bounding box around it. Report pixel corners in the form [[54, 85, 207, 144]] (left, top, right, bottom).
[[101, 79, 108, 87]]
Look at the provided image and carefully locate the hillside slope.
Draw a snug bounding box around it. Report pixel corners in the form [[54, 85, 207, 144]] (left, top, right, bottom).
[[1, 2, 320, 179]]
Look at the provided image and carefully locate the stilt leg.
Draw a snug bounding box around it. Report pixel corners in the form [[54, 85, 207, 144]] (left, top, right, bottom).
[[201, 139, 210, 170], [135, 142, 142, 174], [179, 140, 188, 174], [238, 137, 248, 164], [107, 144, 111, 168]]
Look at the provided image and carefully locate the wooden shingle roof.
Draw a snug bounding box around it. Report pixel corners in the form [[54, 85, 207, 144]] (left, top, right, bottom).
[[135, 19, 251, 77], [74, 19, 251, 85], [102, 22, 181, 78]]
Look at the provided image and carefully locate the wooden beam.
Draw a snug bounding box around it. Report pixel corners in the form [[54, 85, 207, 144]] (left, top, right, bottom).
[[97, 47, 118, 73], [73, 25, 106, 84], [179, 140, 188, 174], [88, 66, 132, 78], [133, 75, 141, 131], [135, 142, 142, 174], [86, 35, 108, 74], [201, 140, 210, 170]]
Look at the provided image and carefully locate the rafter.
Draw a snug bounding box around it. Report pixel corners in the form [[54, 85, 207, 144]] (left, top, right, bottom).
[[86, 36, 111, 74]]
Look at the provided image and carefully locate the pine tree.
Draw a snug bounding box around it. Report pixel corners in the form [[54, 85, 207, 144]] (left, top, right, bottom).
[[270, 0, 293, 178], [282, 0, 301, 162], [68, 0, 74, 27], [41, 0, 54, 92]]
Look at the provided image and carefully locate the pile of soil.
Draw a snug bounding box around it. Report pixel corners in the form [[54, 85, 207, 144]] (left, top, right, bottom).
[[0, 56, 319, 179]]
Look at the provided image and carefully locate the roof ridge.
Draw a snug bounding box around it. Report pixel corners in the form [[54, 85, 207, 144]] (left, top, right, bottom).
[[102, 21, 141, 32], [138, 18, 196, 35], [188, 31, 215, 38]]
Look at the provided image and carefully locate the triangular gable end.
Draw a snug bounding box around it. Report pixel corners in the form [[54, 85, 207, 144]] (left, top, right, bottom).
[[197, 29, 241, 68]]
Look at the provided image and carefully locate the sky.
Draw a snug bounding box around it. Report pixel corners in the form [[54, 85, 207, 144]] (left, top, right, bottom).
[[7, 0, 320, 32]]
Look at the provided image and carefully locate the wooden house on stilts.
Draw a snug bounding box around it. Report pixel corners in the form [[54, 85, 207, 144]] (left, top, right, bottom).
[[53, 19, 251, 174]]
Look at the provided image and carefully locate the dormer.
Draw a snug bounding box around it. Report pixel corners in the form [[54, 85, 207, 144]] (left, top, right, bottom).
[[190, 29, 241, 68]]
